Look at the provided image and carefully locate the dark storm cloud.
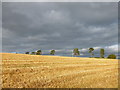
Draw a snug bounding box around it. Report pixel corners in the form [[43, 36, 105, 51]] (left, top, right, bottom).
[[2, 2, 118, 56], [0, 2, 2, 52]]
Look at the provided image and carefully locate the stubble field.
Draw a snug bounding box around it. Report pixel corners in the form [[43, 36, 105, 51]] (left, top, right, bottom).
[[1, 53, 118, 88]]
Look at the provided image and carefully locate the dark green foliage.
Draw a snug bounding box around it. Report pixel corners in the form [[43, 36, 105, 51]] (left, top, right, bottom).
[[89, 48, 94, 53], [25, 52, 29, 54], [73, 48, 80, 56], [36, 50, 42, 55], [95, 57, 100, 58], [89, 48, 94, 57], [100, 49, 104, 58], [107, 54, 116, 59], [31, 52, 36, 55], [50, 50, 55, 55]]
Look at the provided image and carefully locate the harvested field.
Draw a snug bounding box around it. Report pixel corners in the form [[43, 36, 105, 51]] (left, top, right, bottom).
[[1, 53, 118, 88]]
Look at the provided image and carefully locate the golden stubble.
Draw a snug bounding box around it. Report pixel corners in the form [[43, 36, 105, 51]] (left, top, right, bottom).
[[1, 53, 118, 88]]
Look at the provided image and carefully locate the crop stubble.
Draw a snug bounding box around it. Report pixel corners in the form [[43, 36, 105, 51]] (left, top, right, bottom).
[[1, 53, 118, 88]]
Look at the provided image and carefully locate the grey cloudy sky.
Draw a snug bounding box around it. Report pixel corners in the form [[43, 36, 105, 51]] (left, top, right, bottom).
[[2, 2, 118, 56]]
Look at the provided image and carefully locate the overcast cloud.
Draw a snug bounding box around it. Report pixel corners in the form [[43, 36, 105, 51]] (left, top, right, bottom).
[[2, 2, 118, 57]]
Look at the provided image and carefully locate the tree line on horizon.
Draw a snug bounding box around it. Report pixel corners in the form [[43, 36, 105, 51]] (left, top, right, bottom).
[[25, 48, 116, 59]]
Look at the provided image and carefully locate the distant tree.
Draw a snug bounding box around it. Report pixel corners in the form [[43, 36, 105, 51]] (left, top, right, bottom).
[[73, 48, 80, 56], [50, 50, 55, 55], [36, 50, 42, 55], [31, 52, 36, 55], [89, 48, 94, 57], [100, 49, 104, 58], [107, 54, 116, 59], [25, 52, 29, 54]]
